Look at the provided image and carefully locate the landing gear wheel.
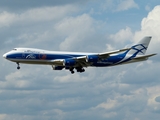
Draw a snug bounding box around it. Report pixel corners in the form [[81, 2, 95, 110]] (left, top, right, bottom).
[[76, 67, 85, 73], [81, 69, 85, 72], [69, 67, 75, 74], [71, 71, 74, 74], [17, 66, 20, 69]]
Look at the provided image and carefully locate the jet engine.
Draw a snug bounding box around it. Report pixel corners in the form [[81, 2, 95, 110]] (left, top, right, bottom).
[[52, 65, 64, 70], [86, 55, 99, 62], [63, 59, 76, 66]]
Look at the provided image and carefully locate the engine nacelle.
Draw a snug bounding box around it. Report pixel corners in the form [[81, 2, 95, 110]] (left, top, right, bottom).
[[63, 59, 76, 66], [86, 55, 99, 62], [52, 65, 64, 70]]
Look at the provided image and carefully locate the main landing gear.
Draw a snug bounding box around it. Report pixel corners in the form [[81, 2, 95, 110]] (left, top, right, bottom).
[[69, 67, 74, 74], [69, 67, 85, 74], [17, 62, 20, 70], [76, 67, 85, 73]]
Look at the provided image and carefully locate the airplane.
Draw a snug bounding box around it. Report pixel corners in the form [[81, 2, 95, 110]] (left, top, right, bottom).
[[3, 36, 156, 74]]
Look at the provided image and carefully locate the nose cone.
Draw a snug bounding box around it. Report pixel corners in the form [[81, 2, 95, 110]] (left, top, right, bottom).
[[3, 54, 7, 59]]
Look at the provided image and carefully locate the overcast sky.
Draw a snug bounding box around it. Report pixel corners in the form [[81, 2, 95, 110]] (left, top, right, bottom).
[[0, 0, 160, 120]]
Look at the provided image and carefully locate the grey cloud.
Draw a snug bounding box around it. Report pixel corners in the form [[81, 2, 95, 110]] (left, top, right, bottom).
[[0, 0, 89, 11], [55, 14, 106, 52], [115, 0, 139, 12], [120, 62, 159, 85], [0, 5, 79, 51], [1, 63, 148, 119], [155, 96, 160, 103], [0, 64, 159, 120]]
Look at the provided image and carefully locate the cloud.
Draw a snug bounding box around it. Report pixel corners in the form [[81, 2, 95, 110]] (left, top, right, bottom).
[[100, 0, 138, 12], [109, 27, 134, 48], [0, 0, 89, 11], [134, 5, 160, 56], [0, 5, 78, 28], [0, 114, 7, 120], [103, 27, 134, 53], [56, 14, 96, 51], [0, 5, 79, 51], [145, 5, 151, 11], [109, 5, 160, 59], [54, 13, 106, 52], [155, 96, 160, 103], [110, 27, 133, 42], [99, 5, 160, 119], [115, 0, 139, 12], [147, 86, 160, 114]]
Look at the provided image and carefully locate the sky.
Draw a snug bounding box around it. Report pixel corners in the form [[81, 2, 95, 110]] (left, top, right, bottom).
[[0, 0, 160, 120]]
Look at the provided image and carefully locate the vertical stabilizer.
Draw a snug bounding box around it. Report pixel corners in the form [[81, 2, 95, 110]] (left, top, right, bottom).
[[127, 36, 152, 56]]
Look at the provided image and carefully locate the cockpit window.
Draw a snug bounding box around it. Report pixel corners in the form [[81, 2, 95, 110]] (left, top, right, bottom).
[[13, 48, 17, 50]]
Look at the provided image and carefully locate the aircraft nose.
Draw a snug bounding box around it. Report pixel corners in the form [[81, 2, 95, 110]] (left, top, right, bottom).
[[3, 54, 7, 59]]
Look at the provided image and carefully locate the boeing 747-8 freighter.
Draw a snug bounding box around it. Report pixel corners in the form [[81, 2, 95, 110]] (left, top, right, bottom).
[[3, 36, 156, 74]]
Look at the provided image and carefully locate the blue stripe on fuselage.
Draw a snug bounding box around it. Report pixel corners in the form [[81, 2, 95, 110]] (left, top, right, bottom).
[[92, 53, 126, 67]]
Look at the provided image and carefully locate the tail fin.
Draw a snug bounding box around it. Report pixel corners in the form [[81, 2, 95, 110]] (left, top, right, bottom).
[[127, 36, 152, 56]]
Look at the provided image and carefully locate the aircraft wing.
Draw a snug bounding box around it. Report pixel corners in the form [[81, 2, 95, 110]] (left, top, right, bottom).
[[97, 48, 130, 58], [75, 48, 130, 61], [50, 48, 130, 67]]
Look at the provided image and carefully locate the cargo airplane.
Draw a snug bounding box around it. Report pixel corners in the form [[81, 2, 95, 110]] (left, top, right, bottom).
[[3, 36, 156, 74]]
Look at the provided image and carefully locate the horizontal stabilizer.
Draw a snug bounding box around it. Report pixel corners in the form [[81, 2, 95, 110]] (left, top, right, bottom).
[[133, 53, 157, 60]]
